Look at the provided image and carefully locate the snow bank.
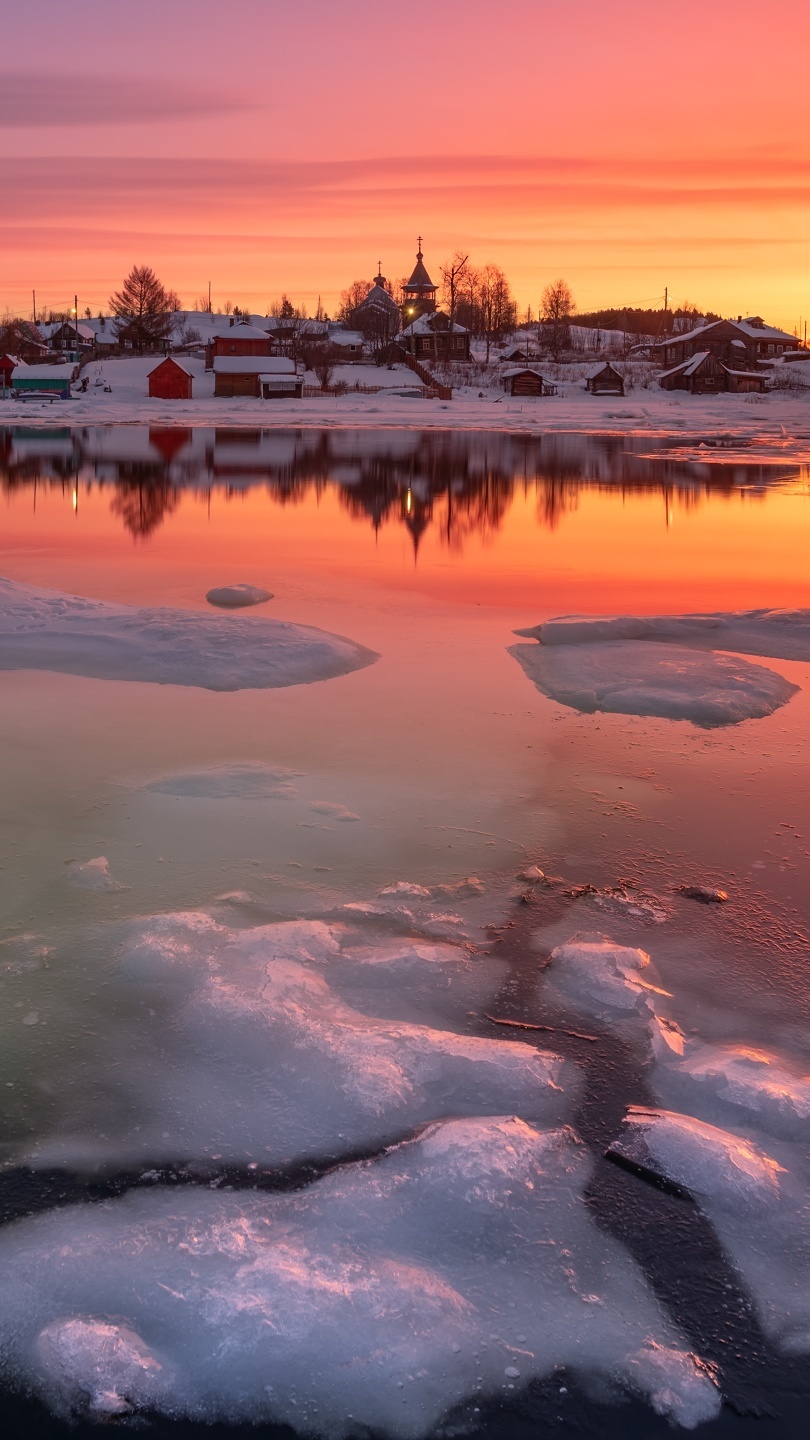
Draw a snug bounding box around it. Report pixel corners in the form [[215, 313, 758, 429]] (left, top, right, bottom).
[[205, 583, 273, 608], [0, 1117, 720, 1432], [13, 913, 574, 1172], [519, 608, 810, 662], [510, 638, 797, 726], [0, 578, 377, 691]]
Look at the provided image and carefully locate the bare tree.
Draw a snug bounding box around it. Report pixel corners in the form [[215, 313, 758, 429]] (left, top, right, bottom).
[[313, 357, 334, 391], [540, 279, 574, 360], [337, 280, 370, 323], [477, 264, 517, 363], [440, 251, 469, 339], [109, 265, 179, 352]]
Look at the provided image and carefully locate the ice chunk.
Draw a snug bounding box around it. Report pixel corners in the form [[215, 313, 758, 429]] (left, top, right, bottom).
[[35, 1318, 165, 1417], [13, 913, 573, 1172], [516, 607, 810, 662], [608, 1107, 810, 1354], [544, 935, 665, 1023], [510, 638, 798, 727], [0, 577, 377, 691], [64, 856, 127, 892], [205, 583, 273, 607], [0, 1118, 720, 1433], [143, 762, 299, 799], [658, 1044, 810, 1142], [309, 801, 361, 821], [607, 1107, 785, 1212], [676, 883, 728, 904]]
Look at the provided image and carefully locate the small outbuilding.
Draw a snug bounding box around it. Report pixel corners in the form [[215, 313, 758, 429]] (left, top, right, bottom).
[[501, 366, 548, 397], [585, 361, 624, 396], [213, 355, 301, 399], [148, 357, 194, 400], [0, 354, 21, 387], [12, 363, 76, 399], [659, 351, 767, 395]]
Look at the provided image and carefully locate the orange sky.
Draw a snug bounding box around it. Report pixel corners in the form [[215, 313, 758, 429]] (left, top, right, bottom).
[[1, 0, 809, 328]]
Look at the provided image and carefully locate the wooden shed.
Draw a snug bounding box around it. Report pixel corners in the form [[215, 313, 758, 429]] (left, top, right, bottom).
[[501, 366, 546, 397], [585, 361, 624, 395], [659, 351, 767, 395], [148, 357, 193, 400], [213, 355, 299, 398]]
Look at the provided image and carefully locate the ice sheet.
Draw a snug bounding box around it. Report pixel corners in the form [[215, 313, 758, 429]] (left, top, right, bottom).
[[0, 577, 377, 691], [510, 638, 798, 726], [518, 608, 810, 661], [0, 1118, 720, 1432], [7, 913, 574, 1172]]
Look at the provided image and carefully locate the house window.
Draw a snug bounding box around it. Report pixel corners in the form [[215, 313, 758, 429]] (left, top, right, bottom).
[[454, 336, 464, 348]]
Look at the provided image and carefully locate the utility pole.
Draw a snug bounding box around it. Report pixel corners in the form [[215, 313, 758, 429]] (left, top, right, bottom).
[[32, 289, 37, 324], [208, 280, 212, 314]]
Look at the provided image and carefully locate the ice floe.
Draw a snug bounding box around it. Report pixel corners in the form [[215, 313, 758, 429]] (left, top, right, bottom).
[[205, 583, 273, 608], [64, 856, 127, 892], [510, 638, 798, 726], [143, 762, 299, 799], [9, 912, 574, 1172], [518, 607, 810, 661], [0, 577, 377, 691], [0, 1117, 721, 1431]]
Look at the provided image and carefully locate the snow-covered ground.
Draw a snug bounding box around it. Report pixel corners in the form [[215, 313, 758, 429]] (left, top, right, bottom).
[[3, 355, 808, 445]]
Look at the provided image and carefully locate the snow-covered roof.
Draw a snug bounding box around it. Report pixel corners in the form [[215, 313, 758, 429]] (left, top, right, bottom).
[[329, 330, 364, 346], [95, 331, 117, 345], [397, 312, 468, 338], [358, 280, 399, 311], [736, 317, 795, 343], [585, 361, 621, 379], [658, 351, 710, 381], [209, 323, 271, 341], [13, 363, 76, 379], [148, 358, 193, 377], [213, 356, 294, 374], [502, 366, 545, 379], [656, 316, 795, 350]]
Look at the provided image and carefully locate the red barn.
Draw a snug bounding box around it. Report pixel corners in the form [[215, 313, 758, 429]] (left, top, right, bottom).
[[0, 354, 20, 386], [148, 357, 193, 400]]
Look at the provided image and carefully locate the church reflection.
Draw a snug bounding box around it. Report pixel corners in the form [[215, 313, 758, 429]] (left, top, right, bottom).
[[0, 426, 802, 549]]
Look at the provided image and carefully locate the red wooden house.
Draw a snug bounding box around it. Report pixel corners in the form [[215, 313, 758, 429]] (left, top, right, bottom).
[[148, 357, 194, 400]]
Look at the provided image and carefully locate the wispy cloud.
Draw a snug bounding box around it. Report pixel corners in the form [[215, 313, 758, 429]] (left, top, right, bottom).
[[0, 74, 254, 128]]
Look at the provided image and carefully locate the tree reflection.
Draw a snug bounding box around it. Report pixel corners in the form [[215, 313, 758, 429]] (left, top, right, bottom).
[[109, 482, 179, 539], [0, 426, 790, 552]]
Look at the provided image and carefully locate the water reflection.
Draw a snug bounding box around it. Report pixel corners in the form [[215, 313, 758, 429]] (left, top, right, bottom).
[[1, 426, 804, 548]]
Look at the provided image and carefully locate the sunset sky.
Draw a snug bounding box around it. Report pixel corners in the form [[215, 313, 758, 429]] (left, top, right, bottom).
[[1, 0, 808, 328]]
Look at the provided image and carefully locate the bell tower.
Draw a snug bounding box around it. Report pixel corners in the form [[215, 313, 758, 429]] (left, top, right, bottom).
[[401, 238, 437, 323]]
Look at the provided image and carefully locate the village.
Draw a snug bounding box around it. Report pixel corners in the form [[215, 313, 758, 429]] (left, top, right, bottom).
[[1, 242, 807, 415]]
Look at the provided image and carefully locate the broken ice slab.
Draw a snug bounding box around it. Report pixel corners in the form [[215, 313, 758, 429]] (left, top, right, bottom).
[[0, 1117, 721, 1433]]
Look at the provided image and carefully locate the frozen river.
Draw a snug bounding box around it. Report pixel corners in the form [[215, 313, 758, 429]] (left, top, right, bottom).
[[1, 425, 809, 1438]]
